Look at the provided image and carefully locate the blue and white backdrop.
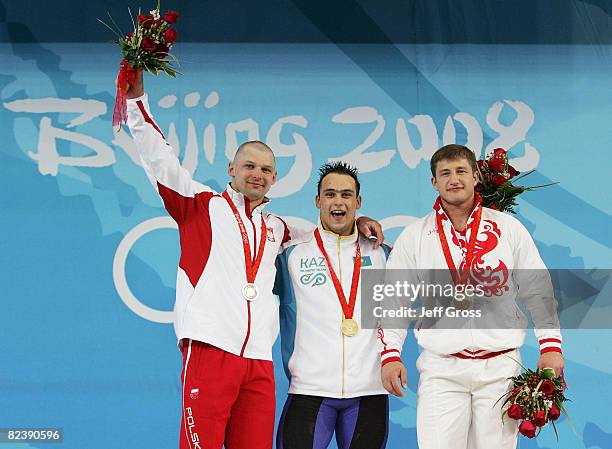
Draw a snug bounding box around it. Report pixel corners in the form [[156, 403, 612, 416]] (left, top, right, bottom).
[[2, 1, 611, 448]]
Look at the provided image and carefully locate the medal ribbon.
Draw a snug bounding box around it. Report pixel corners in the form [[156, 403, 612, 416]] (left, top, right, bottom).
[[223, 191, 267, 284], [436, 203, 482, 286], [314, 228, 361, 320]]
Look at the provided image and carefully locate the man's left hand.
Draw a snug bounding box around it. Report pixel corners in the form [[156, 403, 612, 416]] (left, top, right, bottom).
[[537, 352, 564, 377], [356, 216, 384, 249]]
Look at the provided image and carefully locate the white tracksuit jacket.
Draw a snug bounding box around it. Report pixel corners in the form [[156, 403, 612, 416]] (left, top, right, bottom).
[[275, 226, 391, 398], [380, 197, 563, 364], [127, 94, 291, 360]]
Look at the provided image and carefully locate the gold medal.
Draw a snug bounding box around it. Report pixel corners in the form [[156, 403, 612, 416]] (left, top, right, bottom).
[[454, 296, 470, 310], [314, 229, 362, 339], [341, 318, 359, 337]]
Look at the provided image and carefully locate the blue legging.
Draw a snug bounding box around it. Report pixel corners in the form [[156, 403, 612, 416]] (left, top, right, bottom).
[[276, 394, 388, 449]]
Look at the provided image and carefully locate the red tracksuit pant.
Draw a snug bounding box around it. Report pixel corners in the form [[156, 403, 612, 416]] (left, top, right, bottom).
[[179, 339, 276, 449]]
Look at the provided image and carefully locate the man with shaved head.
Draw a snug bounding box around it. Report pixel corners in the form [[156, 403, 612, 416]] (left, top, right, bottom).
[[229, 140, 277, 205], [124, 70, 383, 449]]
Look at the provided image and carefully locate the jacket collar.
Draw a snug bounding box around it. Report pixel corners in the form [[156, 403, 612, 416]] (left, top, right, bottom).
[[225, 183, 270, 217], [316, 220, 358, 247], [433, 193, 483, 229]]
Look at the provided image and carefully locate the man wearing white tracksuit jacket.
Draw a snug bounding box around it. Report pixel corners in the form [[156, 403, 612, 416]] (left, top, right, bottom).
[[380, 144, 564, 449], [275, 162, 390, 449]]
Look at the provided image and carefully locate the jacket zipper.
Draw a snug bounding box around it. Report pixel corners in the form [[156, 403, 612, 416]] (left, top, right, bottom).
[[338, 235, 346, 397]]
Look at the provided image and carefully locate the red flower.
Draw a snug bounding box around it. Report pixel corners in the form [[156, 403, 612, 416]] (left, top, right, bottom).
[[141, 36, 156, 51], [549, 404, 561, 421], [492, 174, 509, 187], [540, 380, 555, 395], [508, 164, 520, 178], [138, 14, 154, 28], [488, 156, 506, 172], [163, 9, 179, 23], [156, 43, 169, 55], [533, 409, 547, 427], [163, 28, 178, 43], [477, 160, 484, 171], [507, 404, 523, 420], [493, 148, 507, 157], [519, 420, 536, 438]]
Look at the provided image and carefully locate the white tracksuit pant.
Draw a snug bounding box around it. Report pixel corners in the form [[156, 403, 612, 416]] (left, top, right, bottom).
[[416, 349, 521, 449]]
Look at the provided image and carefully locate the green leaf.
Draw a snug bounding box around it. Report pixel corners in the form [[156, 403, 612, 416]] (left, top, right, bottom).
[[552, 421, 559, 441], [106, 11, 124, 37], [128, 7, 136, 31], [98, 18, 123, 38]]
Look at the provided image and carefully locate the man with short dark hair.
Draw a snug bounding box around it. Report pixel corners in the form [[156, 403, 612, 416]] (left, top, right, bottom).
[[124, 70, 384, 449], [275, 162, 390, 449], [380, 144, 564, 449]]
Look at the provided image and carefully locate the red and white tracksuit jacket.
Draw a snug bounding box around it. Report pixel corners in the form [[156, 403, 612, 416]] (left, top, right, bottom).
[[127, 94, 290, 360], [380, 197, 563, 364]]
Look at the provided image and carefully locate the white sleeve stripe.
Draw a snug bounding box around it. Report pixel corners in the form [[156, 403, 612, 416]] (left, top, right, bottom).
[[381, 351, 400, 361], [539, 341, 562, 350]]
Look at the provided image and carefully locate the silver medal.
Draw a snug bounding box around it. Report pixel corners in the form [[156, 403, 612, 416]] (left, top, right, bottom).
[[242, 283, 259, 301]]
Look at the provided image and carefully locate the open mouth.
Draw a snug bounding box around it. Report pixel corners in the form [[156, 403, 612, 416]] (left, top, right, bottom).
[[330, 210, 346, 218]]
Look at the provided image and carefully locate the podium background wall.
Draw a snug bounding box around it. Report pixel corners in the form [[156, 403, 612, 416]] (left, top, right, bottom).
[[2, 1, 611, 448]]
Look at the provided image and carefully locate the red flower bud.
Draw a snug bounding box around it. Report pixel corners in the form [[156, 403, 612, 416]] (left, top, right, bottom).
[[138, 14, 154, 28], [141, 36, 156, 52], [163, 9, 179, 23], [492, 174, 509, 187], [487, 157, 505, 172], [507, 404, 523, 420], [549, 404, 561, 421], [163, 28, 178, 43], [518, 420, 536, 438], [540, 380, 555, 395], [156, 43, 170, 55], [533, 409, 547, 427]]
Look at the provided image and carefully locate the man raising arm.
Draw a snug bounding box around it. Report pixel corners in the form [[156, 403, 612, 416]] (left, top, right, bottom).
[[125, 70, 384, 449]]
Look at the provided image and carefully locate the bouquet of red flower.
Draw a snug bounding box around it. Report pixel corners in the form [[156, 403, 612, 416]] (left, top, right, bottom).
[[499, 366, 572, 440], [476, 148, 557, 213], [99, 1, 180, 129]]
